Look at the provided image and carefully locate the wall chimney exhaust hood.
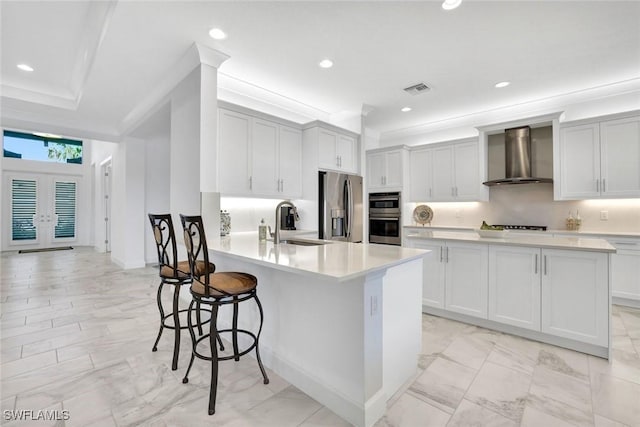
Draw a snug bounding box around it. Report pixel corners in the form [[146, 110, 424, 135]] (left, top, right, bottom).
[[483, 126, 553, 186]]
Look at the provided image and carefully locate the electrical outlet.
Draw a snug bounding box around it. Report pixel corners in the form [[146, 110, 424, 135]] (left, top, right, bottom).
[[600, 211, 609, 221]]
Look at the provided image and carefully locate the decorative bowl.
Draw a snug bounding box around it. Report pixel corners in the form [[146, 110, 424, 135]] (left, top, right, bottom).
[[475, 229, 509, 238]]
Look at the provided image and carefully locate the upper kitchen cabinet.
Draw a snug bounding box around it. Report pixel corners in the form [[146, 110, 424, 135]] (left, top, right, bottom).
[[556, 112, 640, 200], [304, 122, 359, 174], [409, 138, 485, 202], [366, 146, 409, 192], [218, 104, 302, 199]]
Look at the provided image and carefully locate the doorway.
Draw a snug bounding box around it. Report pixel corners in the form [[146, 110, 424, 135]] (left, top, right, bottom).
[[101, 159, 112, 253], [6, 173, 78, 250]]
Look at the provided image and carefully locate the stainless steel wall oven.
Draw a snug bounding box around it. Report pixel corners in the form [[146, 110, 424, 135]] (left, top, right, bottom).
[[368, 192, 401, 245]]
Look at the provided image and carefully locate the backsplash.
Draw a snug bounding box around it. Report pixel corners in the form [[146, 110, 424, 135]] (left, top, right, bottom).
[[220, 198, 314, 233], [406, 184, 640, 232]]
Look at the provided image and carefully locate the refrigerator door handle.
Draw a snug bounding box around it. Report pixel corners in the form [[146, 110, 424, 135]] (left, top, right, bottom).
[[348, 178, 354, 239]]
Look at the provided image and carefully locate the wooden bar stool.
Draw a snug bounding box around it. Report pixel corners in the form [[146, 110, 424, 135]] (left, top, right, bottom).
[[148, 213, 218, 370], [180, 214, 269, 415]]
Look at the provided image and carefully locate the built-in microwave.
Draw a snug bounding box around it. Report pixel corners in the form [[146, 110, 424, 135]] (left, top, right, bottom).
[[368, 192, 401, 246]]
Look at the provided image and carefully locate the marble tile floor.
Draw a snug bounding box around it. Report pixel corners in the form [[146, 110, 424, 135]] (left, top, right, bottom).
[[1, 248, 639, 427]]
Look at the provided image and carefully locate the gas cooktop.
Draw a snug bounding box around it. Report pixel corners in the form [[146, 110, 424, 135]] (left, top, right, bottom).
[[494, 225, 547, 231]]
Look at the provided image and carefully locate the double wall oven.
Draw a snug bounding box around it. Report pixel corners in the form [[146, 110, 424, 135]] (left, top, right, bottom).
[[368, 192, 401, 246]]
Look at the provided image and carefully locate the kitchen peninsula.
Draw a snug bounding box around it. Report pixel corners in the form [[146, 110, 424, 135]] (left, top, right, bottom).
[[206, 233, 428, 427]]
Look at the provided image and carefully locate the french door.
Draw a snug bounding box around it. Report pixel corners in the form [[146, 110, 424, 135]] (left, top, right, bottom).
[[7, 174, 78, 249]]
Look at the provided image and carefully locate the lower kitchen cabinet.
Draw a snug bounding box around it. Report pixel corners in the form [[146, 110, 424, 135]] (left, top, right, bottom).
[[405, 239, 445, 308], [445, 242, 489, 318], [488, 246, 541, 331], [405, 239, 488, 316], [610, 238, 640, 302], [541, 249, 609, 347]]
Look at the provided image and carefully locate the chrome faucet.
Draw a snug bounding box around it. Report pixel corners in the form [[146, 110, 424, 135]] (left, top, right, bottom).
[[271, 200, 298, 245]]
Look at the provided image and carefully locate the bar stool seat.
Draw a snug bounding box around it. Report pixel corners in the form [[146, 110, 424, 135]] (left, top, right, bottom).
[[180, 214, 269, 416]]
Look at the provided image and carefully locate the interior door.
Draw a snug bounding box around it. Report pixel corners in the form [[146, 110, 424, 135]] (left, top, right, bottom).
[[7, 174, 78, 249]]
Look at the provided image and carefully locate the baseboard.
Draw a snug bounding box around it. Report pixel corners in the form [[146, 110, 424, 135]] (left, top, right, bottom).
[[613, 296, 640, 309]]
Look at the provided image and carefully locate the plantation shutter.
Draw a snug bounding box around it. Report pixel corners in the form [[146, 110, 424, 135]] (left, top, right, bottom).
[[11, 179, 37, 241], [54, 181, 76, 238]]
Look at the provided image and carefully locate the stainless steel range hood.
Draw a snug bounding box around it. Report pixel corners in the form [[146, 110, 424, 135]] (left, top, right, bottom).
[[483, 126, 553, 186]]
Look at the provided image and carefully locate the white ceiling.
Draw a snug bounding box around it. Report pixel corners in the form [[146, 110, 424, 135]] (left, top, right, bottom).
[[1, 0, 639, 141]]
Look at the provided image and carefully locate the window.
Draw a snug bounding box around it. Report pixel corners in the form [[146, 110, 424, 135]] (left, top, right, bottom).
[[3, 130, 83, 164]]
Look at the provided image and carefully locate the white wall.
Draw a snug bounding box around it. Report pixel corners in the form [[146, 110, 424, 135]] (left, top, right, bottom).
[[90, 139, 117, 252], [144, 133, 170, 263], [406, 185, 640, 233]]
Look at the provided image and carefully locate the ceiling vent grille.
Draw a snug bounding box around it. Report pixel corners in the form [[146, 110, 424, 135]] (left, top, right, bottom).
[[403, 83, 430, 95]]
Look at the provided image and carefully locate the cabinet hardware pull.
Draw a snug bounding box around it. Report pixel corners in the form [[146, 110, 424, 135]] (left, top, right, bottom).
[[337, 156, 340, 167], [446, 247, 449, 263], [602, 178, 606, 192], [544, 255, 547, 275], [440, 247, 443, 262], [249, 176, 252, 190], [535, 253, 538, 274]]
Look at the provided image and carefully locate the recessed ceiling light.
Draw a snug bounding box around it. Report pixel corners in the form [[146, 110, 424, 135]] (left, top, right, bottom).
[[208, 28, 227, 40], [17, 64, 34, 72], [401, 107, 412, 112], [318, 59, 333, 69], [33, 132, 62, 138], [442, 0, 462, 10], [495, 81, 511, 88]]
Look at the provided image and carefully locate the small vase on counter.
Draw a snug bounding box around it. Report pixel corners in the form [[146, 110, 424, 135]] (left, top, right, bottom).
[[575, 210, 582, 231], [565, 210, 582, 231], [220, 210, 231, 236]]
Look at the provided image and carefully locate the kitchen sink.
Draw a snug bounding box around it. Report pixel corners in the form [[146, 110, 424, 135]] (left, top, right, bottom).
[[279, 238, 328, 246]]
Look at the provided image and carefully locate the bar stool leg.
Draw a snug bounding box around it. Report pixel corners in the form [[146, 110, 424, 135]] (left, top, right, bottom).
[[171, 284, 181, 370], [254, 294, 270, 384], [152, 282, 165, 352], [232, 297, 240, 361], [196, 301, 203, 336], [208, 304, 220, 415], [182, 300, 196, 384]]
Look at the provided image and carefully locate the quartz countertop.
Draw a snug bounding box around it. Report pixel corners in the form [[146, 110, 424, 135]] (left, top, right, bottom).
[[208, 232, 429, 281], [404, 230, 616, 253]]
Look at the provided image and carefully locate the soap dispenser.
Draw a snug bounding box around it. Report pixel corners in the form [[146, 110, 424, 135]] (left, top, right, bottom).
[[258, 218, 267, 242]]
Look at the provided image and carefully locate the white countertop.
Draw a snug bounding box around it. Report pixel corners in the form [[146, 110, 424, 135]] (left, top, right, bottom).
[[208, 232, 429, 281], [404, 230, 616, 253]]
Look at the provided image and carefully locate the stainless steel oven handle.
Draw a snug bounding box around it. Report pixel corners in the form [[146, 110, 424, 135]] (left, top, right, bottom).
[[370, 217, 399, 221], [369, 197, 399, 202]]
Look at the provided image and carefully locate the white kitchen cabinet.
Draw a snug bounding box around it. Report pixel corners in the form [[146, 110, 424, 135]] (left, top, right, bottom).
[[316, 127, 358, 173], [541, 249, 608, 346], [404, 238, 445, 308], [488, 245, 541, 331], [218, 108, 251, 194], [218, 107, 302, 198], [557, 114, 640, 200], [409, 147, 433, 202], [609, 237, 640, 302], [445, 242, 489, 318], [367, 147, 407, 191], [278, 126, 303, 197], [429, 140, 481, 201]]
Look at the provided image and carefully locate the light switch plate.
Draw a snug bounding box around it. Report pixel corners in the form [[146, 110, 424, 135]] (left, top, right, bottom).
[[600, 211, 609, 220]]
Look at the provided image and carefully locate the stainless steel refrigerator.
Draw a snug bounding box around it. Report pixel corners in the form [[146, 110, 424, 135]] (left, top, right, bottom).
[[318, 171, 363, 242]]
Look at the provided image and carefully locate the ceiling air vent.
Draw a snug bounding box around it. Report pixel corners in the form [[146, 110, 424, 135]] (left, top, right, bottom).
[[403, 82, 430, 95]]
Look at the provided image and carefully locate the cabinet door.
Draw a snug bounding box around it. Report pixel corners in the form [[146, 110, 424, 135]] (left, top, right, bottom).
[[611, 245, 640, 301], [367, 152, 386, 189], [251, 118, 279, 195], [488, 246, 541, 331], [453, 142, 479, 200], [559, 124, 601, 199], [406, 239, 445, 308], [384, 150, 403, 188], [600, 116, 640, 198], [445, 242, 488, 318], [318, 129, 339, 170], [410, 148, 432, 202], [431, 146, 455, 201], [279, 126, 303, 198], [337, 134, 357, 173], [541, 249, 608, 346], [218, 109, 251, 194]]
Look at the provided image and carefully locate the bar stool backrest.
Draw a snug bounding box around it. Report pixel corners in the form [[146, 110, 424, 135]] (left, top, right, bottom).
[[148, 213, 181, 278], [180, 214, 220, 297]]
